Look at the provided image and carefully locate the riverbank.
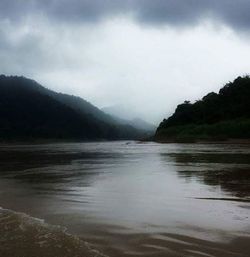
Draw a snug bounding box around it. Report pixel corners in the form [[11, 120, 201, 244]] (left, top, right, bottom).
[[154, 137, 250, 144]]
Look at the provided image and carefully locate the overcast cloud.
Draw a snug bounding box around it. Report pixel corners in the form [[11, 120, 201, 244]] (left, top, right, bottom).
[[0, 1, 250, 123], [1, 0, 250, 31]]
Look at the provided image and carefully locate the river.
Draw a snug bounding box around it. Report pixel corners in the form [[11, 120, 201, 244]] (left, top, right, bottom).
[[0, 141, 249, 257]]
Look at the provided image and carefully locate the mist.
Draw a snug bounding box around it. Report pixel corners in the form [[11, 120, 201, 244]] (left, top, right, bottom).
[[1, 1, 250, 123]]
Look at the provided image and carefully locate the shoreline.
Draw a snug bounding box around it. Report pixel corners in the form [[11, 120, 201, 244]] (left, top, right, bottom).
[[153, 138, 250, 144], [1, 138, 250, 145], [1, 203, 249, 257]]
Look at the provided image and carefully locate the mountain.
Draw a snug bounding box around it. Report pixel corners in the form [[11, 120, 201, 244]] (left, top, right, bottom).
[[102, 105, 156, 132], [102, 105, 138, 121], [0, 75, 145, 141], [155, 76, 250, 142], [128, 118, 156, 132]]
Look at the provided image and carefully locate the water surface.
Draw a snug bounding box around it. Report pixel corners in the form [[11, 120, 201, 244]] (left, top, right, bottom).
[[0, 142, 249, 257]]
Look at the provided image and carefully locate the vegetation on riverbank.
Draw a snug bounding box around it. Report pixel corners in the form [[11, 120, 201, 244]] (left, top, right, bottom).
[[155, 76, 250, 142]]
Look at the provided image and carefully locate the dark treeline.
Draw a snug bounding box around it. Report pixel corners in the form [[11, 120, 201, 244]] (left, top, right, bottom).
[[0, 75, 146, 141], [156, 76, 250, 141]]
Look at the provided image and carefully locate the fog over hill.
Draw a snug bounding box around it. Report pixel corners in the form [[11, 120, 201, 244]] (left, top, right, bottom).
[[1, 1, 250, 124], [102, 105, 156, 132], [0, 75, 150, 141]]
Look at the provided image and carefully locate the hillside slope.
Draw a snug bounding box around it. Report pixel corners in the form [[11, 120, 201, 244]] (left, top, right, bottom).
[[155, 76, 250, 142], [0, 75, 144, 141]]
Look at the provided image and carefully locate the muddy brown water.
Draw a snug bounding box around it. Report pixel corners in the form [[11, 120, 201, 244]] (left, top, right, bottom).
[[0, 142, 249, 257]]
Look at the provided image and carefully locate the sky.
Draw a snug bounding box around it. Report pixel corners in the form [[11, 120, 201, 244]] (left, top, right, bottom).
[[1, 1, 250, 124]]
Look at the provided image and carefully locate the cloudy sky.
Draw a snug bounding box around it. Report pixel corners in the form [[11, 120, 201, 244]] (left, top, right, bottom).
[[1, 1, 250, 123]]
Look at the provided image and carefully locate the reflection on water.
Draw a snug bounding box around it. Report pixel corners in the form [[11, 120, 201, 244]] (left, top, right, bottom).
[[0, 142, 249, 257], [165, 152, 250, 198]]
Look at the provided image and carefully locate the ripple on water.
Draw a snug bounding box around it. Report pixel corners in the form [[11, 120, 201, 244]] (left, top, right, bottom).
[[0, 207, 108, 257]]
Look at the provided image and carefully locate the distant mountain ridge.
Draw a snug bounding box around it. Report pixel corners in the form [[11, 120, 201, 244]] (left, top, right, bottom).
[[155, 76, 250, 142], [102, 105, 156, 132], [0, 75, 148, 141], [129, 118, 156, 132]]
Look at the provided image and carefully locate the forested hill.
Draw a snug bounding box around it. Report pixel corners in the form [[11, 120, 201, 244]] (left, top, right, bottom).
[[155, 76, 250, 142], [0, 75, 146, 141]]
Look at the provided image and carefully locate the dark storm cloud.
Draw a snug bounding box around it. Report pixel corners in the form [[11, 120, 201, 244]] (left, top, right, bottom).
[[0, 0, 250, 31]]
